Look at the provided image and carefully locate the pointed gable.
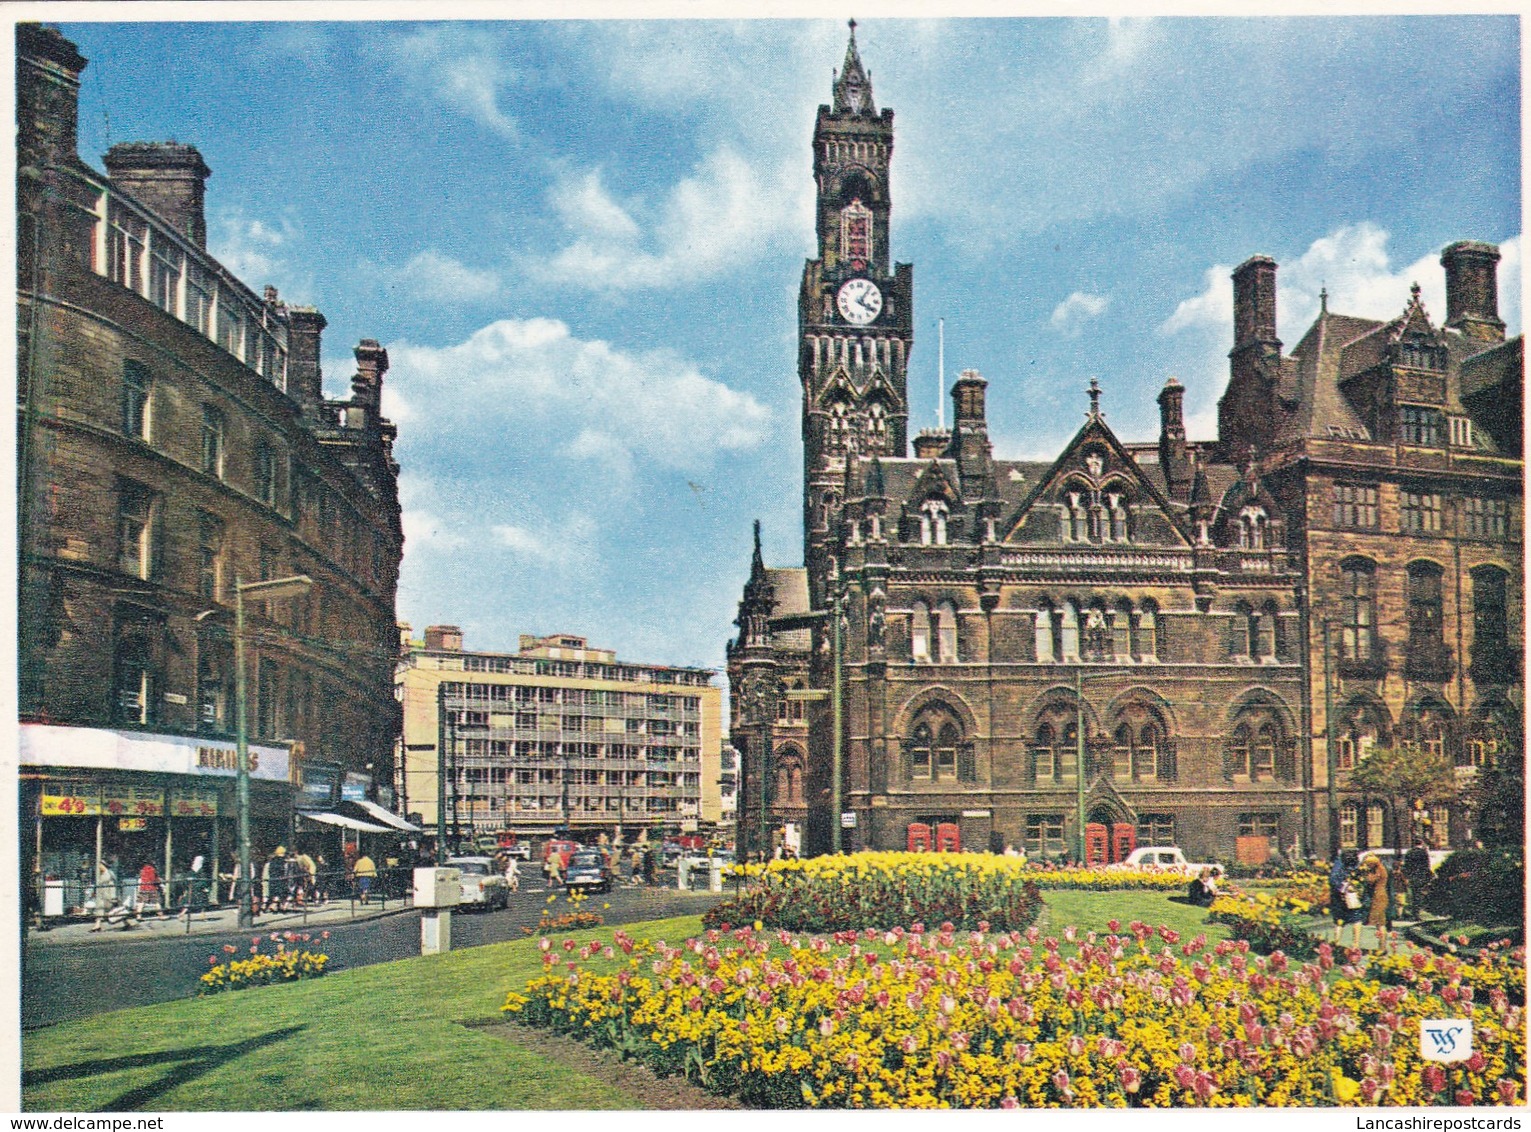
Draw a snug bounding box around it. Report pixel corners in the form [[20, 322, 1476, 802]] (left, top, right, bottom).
[[1000, 395, 1191, 549]]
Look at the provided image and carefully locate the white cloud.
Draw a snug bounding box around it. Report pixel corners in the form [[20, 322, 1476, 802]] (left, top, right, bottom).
[[1050, 291, 1111, 337], [534, 149, 807, 291], [209, 211, 306, 298], [390, 249, 501, 303], [381, 26, 521, 138], [388, 317, 771, 475], [491, 514, 598, 570]]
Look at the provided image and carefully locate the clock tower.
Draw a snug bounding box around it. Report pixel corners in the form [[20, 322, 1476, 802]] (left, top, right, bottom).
[[801, 21, 914, 607]]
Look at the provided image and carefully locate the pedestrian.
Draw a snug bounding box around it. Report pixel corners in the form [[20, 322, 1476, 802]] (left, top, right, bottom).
[[1401, 844, 1433, 918], [90, 857, 119, 932], [503, 855, 520, 893], [312, 853, 330, 903], [136, 861, 163, 918], [642, 845, 656, 886], [294, 849, 316, 906], [1360, 853, 1391, 953], [1329, 849, 1363, 949], [1187, 866, 1218, 907], [544, 850, 564, 891], [353, 851, 377, 904], [179, 855, 207, 920]]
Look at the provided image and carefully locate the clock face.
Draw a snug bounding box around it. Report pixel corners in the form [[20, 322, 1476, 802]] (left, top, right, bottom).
[[837, 278, 883, 326]]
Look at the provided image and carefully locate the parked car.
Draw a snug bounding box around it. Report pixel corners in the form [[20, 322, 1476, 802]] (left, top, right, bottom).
[[1113, 846, 1218, 877], [564, 849, 614, 893], [446, 856, 509, 911], [679, 850, 734, 876], [474, 834, 503, 855], [503, 841, 532, 861]]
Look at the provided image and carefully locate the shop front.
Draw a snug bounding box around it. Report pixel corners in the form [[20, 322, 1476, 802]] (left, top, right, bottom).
[[20, 723, 292, 919]]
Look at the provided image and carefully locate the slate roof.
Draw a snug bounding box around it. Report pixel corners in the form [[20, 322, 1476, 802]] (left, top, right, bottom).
[[765, 568, 812, 653]]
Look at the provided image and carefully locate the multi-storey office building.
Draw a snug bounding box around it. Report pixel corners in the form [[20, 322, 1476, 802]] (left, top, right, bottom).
[[397, 628, 723, 844], [17, 25, 405, 909], [728, 26, 1521, 864]]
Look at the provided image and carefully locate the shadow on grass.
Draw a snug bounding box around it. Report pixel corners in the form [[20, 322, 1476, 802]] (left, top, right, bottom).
[[25, 1024, 307, 1111]]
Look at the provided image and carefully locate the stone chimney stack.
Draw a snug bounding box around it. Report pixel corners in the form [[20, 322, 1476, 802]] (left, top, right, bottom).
[[423, 625, 463, 651], [950, 369, 994, 499], [912, 429, 949, 460], [1157, 377, 1191, 499], [285, 307, 327, 421], [350, 339, 389, 427], [103, 141, 211, 248], [1232, 255, 1279, 351], [1441, 240, 1506, 343], [16, 24, 87, 172]]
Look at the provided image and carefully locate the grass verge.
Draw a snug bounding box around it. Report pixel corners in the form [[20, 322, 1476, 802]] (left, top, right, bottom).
[[1036, 889, 1233, 944], [22, 915, 705, 1112]]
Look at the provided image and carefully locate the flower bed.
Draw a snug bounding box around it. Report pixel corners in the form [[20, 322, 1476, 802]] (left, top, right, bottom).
[[704, 854, 1187, 934], [200, 931, 329, 994], [1207, 890, 1323, 960], [504, 922, 1524, 1109]]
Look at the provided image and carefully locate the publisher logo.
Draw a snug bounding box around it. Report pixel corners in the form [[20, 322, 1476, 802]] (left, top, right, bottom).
[[1419, 1019, 1472, 1062]]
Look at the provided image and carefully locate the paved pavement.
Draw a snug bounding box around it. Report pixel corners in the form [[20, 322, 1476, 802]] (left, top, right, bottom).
[[22, 881, 732, 1030]]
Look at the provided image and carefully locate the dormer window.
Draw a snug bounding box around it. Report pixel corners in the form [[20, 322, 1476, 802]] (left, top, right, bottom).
[[919, 500, 948, 546], [1239, 506, 1267, 550], [1449, 416, 1474, 448], [1399, 406, 1443, 447]]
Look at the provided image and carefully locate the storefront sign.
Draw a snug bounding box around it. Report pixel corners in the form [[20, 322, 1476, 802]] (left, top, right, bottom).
[[341, 773, 370, 803], [41, 783, 101, 816], [101, 783, 164, 817], [170, 787, 220, 817], [298, 763, 342, 811], [19, 724, 290, 782], [119, 818, 148, 832]]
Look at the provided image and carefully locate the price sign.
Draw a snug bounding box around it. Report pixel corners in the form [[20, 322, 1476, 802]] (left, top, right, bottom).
[[170, 787, 220, 817], [41, 783, 100, 816], [119, 818, 148, 832], [101, 783, 164, 817]]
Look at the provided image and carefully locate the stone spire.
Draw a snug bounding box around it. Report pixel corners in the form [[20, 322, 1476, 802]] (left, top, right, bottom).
[[832, 19, 875, 115]]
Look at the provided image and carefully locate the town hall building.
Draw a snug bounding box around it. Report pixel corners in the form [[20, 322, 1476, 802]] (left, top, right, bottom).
[[727, 26, 1522, 864]]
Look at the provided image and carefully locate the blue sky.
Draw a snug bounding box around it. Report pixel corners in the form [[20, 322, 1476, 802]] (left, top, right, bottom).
[[57, 15, 1521, 682]]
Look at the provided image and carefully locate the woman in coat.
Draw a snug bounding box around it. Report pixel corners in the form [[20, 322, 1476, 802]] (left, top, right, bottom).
[[1329, 849, 1363, 949], [1360, 854, 1392, 952]]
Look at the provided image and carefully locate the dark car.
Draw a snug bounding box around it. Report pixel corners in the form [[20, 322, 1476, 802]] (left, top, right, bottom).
[[564, 849, 613, 894]]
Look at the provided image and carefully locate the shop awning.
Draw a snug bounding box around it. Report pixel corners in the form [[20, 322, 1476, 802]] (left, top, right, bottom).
[[349, 798, 422, 833], [298, 810, 394, 834]]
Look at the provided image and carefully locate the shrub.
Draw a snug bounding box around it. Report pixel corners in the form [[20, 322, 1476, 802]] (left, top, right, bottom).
[[1424, 847, 1524, 926]]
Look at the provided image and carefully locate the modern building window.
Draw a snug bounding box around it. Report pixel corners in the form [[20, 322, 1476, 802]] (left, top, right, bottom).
[[1399, 406, 1443, 446], [1463, 496, 1509, 540], [197, 512, 224, 602], [1339, 560, 1376, 663], [1333, 484, 1379, 529], [1400, 491, 1443, 534], [200, 406, 225, 479], [910, 601, 931, 662], [935, 600, 958, 663], [1406, 562, 1449, 679], [122, 360, 151, 440], [116, 480, 158, 579]]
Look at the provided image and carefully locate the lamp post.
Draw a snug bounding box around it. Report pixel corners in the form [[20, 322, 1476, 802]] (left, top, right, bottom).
[[230, 573, 312, 927]]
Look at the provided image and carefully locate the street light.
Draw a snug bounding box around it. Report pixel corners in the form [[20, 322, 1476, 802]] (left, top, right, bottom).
[[231, 573, 312, 927]]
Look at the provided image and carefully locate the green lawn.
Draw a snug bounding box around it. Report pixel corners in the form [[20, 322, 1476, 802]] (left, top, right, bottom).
[[22, 915, 707, 1112], [23, 891, 1236, 1112]]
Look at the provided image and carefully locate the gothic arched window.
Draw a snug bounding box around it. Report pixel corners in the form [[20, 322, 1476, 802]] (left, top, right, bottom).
[[920, 500, 948, 546], [936, 600, 958, 663], [910, 601, 931, 662], [910, 708, 962, 782], [1340, 558, 1377, 662]]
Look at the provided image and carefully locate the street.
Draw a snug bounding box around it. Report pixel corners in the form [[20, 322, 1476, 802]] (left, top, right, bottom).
[[21, 882, 728, 1030]]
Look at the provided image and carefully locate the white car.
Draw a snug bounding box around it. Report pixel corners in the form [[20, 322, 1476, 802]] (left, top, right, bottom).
[[446, 856, 509, 911], [679, 852, 734, 877], [1115, 846, 1218, 877]]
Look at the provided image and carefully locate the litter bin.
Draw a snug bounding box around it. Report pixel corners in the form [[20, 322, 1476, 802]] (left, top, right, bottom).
[[43, 878, 65, 918]]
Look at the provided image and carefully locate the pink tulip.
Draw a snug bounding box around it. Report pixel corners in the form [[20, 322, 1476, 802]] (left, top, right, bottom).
[[1422, 1065, 1447, 1094], [1497, 1080, 1519, 1105]]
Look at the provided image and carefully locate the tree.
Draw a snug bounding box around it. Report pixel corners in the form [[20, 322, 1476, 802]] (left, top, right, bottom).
[[1347, 741, 1458, 852], [1472, 739, 1525, 849]]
